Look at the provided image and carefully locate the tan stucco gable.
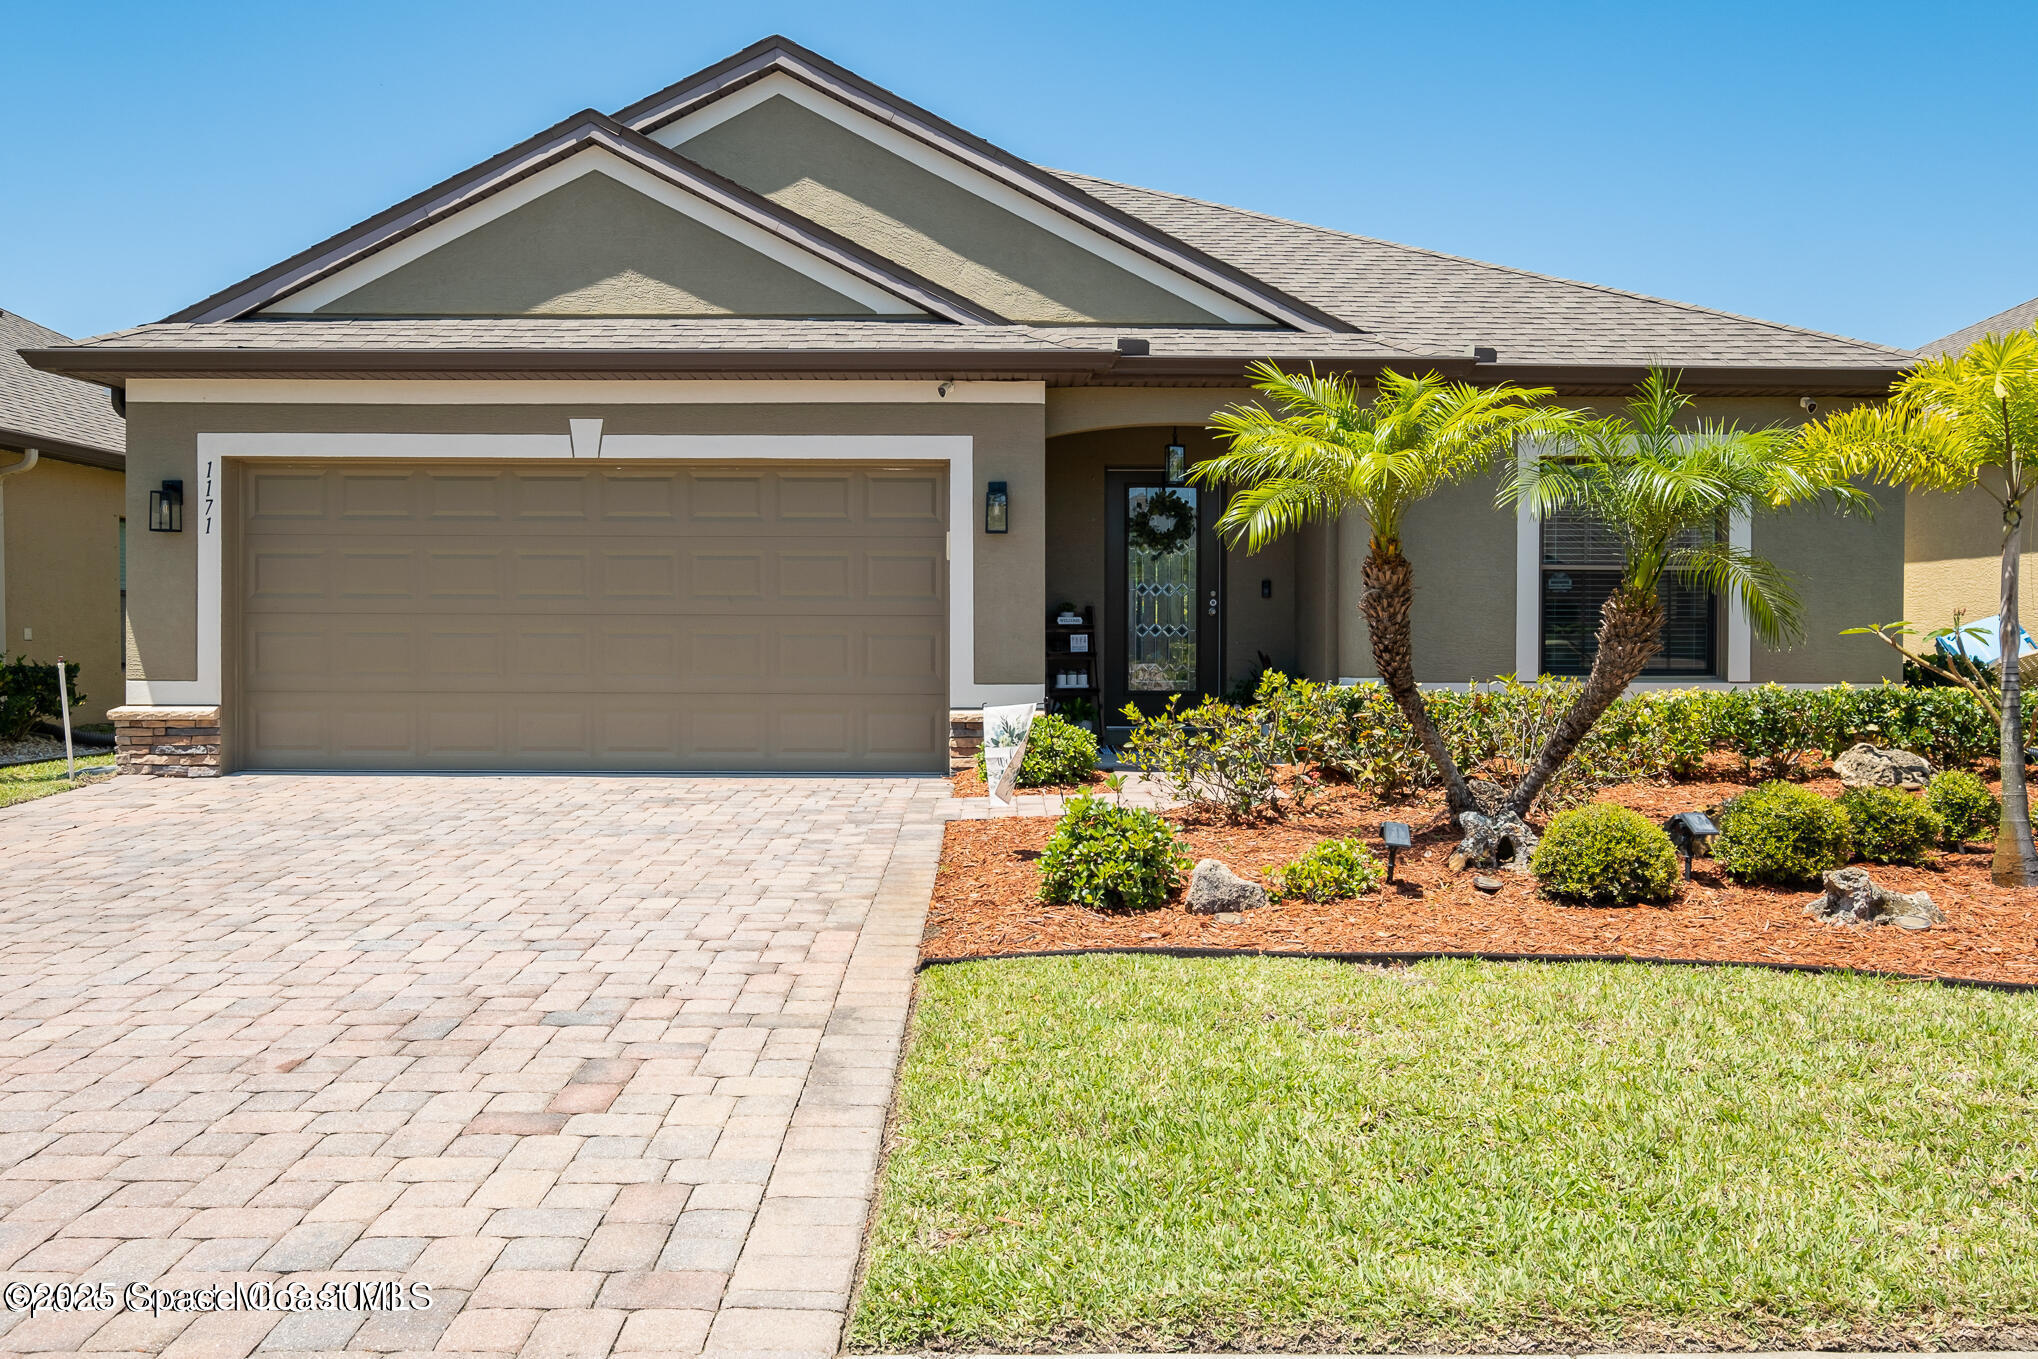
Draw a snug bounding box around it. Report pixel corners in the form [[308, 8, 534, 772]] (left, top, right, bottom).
[[310, 170, 888, 318], [674, 95, 1233, 327]]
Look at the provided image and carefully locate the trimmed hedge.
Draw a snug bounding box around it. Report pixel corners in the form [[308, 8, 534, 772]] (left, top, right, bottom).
[[1530, 804, 1681, 906], [1839, 786, 1943, 866], [1924, 770, 2001, 847], [0, 658, 84, 743]]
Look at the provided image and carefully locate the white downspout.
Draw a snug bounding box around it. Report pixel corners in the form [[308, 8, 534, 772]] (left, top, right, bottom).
[[0, 449, 40, 655]]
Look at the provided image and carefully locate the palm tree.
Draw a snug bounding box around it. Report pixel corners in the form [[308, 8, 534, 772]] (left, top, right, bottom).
[[1194, 362, 1573, 817], [1798, 331, 2038, 886], [1499, 369, 1867, 818]]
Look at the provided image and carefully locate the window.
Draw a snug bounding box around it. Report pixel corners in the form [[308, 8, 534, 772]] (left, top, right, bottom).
[[1539, 509, 1716, 677]]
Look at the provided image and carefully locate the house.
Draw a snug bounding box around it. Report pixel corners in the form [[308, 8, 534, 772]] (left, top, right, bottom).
[[1903, 297, 2038, 634], [24, 36, 1917, 776], [1, 308, 127, 725]]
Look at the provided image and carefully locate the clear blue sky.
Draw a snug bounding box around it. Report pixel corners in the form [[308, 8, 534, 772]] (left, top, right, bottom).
[[4, 0, 2032, 349]]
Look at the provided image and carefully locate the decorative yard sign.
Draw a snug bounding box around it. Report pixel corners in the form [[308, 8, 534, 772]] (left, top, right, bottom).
[[981, 702, 1039, 805]]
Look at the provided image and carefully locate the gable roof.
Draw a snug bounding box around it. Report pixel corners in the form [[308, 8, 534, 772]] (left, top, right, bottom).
[[1055, 171, 1914, 373], [1918, 295, 2038, 357], [612, 36, 1352, 334], [167, 109, 1007, 326], [0, 310, 124, 468]]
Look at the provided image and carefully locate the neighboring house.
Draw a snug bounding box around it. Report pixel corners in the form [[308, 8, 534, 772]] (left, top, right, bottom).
[[1, 308, 127, 725], [1902, 297, 2038, 634], [26, 37, 1917, 776]]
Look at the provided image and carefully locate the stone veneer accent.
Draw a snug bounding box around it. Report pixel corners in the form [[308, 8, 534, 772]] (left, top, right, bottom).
[[947, 709, 983, 772], [108, 706, 222, 777]]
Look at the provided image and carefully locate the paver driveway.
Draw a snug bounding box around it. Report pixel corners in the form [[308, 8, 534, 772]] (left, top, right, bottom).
[[0, 773, 948, 1358]]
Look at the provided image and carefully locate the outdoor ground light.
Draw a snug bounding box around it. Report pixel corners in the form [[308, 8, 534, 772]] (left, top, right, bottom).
[[984, 480, 1009, 533], [1381, 820, 1412, 884], [149, 479, 184, 533], [1664, 810, 1719, 880]]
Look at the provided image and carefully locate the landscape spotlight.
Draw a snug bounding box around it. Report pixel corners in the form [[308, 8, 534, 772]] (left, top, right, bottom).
[[1663, 810, 1719, 880], [1381, 820, 1412, 884]]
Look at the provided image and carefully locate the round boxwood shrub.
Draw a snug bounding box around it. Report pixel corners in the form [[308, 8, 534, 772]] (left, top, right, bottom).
[[1270, 837, 1384, 902], [1529, 803, 1681, 906], [975, 713, 1099, 788], [1838, 785, 1943, 866], [1038, 795, 1187, 910], [1714, 782, 1852, 886], [1924, 769, 2000, 847]]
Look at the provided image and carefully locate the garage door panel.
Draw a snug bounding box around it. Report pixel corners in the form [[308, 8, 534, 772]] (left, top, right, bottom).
[[239, 461, 947, 771]]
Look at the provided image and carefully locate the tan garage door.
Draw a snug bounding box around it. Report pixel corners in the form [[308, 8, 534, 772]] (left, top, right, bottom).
[[237, 461, 948, 772]]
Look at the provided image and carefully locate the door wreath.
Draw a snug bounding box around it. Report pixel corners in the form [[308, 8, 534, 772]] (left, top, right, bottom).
[[1127, 488, 1196, 555]]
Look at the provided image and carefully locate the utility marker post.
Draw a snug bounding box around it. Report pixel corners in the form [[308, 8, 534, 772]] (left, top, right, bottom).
[[57, 655, 74, 783]]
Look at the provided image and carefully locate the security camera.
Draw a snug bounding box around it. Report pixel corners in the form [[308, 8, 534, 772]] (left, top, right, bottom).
[[1799, 396, 1818, 415]]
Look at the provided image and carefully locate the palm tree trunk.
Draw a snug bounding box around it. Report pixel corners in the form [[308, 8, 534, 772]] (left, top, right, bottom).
[[1507, 586, 1664, 817], [1360, 537, 1479, 816], [1992, 500, 2038, 886]]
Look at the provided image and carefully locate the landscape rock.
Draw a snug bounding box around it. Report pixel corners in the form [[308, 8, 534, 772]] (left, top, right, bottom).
[[1446, 810, 1539, 874], [1466, 779, 1509, 814], [1185, 859, 1269, 915], [1473, 875, 1505, 894], [1833, 742, 1932, 790], [1803, 866, 1944, 927]]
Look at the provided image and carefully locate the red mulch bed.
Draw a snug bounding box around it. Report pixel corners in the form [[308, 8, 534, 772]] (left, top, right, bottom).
[[950, 765, 1108, 798], [928, 760, 2038, 986]]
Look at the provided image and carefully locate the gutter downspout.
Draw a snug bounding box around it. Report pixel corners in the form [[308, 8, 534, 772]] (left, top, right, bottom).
[[0, 448, 39, 657]]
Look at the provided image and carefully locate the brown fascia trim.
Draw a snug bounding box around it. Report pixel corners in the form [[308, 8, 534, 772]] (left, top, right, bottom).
[[1470, 362, 1912, 398], [612, 37, 1357, 336], [19, 346, 1121, 385], [166, 111, 1005, 327], [0, 427, 125, 470]]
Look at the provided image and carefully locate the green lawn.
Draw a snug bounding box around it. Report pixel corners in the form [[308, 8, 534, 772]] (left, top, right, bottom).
[[0, 752, 115, 810], [851, 955, 2038, 1353]]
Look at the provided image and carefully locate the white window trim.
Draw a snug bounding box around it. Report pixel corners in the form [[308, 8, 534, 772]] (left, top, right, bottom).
[[1512, 443, 1752, 684], [130, 432, 1038, 712], [260, 150, 927, 317], [652, 72, 1274, 326]]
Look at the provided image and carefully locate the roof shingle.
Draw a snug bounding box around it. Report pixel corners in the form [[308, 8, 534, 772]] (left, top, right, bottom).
[[1918, 295, 2038, 357], [1, 309, 125, 460]]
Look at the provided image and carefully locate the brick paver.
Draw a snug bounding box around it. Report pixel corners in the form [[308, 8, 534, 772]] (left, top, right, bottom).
[[0, 773, 948, 1358]]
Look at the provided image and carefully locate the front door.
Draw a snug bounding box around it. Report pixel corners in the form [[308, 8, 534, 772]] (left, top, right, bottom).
[[1104, 471, 1223, 721]]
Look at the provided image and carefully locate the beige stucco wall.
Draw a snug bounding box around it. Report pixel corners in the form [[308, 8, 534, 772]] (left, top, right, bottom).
[[0, 456, 124, 723], [121, 397, 1045, 693], [1045, 387, 1261, 439], [1045, 425, 1300, 693], [1328, 395, 1903, 685], [675, 95, 1228, 326], [1903, 485, 2037, 634], [309, 172, 882, 318]]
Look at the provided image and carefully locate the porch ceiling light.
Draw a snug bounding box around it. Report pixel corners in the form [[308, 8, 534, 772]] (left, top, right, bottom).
[[1381, 820, 1413, 883], [149, 479, 184, 533], [1164, 431, 1187, 485], [1664, 810, 1719, 880], [984, 480, 1009, 534]]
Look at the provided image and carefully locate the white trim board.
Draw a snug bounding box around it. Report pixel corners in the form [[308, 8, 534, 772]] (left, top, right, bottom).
[[124, 379, 1047, 405], [653, 72, 1274, 327], [132, 432, 1039, 712], [259, 149, 928, 318]]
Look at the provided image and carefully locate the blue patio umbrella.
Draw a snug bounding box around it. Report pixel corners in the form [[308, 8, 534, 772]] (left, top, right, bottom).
[[1937, 615, 2036, 667]]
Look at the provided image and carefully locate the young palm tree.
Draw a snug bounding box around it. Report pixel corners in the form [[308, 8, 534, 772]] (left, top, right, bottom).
[[1195, 362, 1573, 817], [1499, 369, 1867, 817], [1798, 331, 2038, 886]]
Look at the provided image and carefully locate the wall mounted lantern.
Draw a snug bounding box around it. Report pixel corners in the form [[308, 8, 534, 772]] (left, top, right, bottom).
[[149, 480, 184, 533], [984, 480, 1009, 533], [1664, 810, 1719, 880], [1381, 820, 1413, 884], [1164, 428, 1188, 485]]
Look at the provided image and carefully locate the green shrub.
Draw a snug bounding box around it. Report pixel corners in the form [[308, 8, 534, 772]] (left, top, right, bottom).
[[1119, 696, 1283, 820], [1711, 685, 1834, 779], [1268, 837, 1384, 903], [1529, 803, 1681, 906], [1829, 683, 1999, 769], [0, 657, 84, 742], [1924, 769, 2001, 847], [1037, 795, 1188, 910], [974, 713, 1098, 788], [1714, 782, 1852, 886], [1838, 786, 1943, 866]]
